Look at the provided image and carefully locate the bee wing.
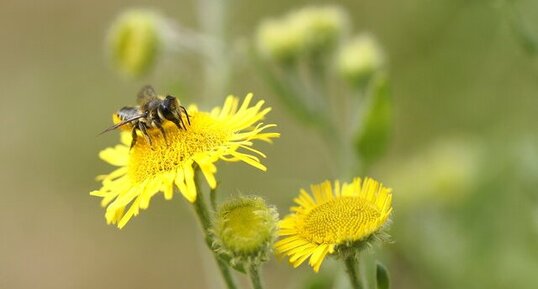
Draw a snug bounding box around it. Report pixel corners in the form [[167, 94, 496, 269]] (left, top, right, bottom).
[[98, 114, 145, 135], [137, 85, 159, 105]]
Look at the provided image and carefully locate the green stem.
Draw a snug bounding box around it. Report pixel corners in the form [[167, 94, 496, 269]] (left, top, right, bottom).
[[305, 55, 329, 113], [192, 171, 237, 289], [249, 48, 323, 126], [344, 256, 363, 289], [210, 186, 218, 211], [248, 264, 264, 289], [197, 0, 230, 103]]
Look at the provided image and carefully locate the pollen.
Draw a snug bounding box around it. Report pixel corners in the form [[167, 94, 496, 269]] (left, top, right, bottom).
[[298, 197, 381, 244], [128, 113, 230, 182]]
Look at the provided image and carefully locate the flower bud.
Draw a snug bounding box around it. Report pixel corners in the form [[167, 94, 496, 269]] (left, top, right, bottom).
[[256, 19, 303, 65], [107, 9, 164, 77], [338, 34, 385, 87], [212, 196, 279, 268], [256, 6, 349, 64], [290, 6, 349, 55]]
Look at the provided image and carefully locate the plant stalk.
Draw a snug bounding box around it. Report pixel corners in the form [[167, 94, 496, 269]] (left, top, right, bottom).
[[192, 171, 237, 289], [197, 0, 231, 103], [344, 256, 363, 289], [248, 264, 264, 289]]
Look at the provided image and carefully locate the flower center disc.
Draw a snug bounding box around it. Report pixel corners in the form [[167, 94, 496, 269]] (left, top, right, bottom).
[[299, 197, 381, 244], [127, 114, 229, 182]]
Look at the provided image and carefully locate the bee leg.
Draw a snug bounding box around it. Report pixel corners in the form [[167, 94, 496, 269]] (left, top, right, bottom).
[[138, 122, 152, 146], [181, 106, 191, 125], [177, 114, 186, 130], [170, 118, 184, 130], [154, 121, 168, 145], [130, 127, 138, 150]]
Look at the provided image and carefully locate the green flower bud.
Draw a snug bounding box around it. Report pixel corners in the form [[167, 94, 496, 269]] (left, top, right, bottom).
[[256, 19, 304, 65], [212, 196, 279, 269], [107, 9, 163, 77], [256, 6, 348, 64], [338, 34, 385, 87], [290, 6, 349, 55]]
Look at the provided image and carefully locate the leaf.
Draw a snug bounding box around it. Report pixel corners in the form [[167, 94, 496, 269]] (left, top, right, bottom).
[[505, 0, 538, 55], [355, 75, 392, 166], [376, 262, 390, 289]]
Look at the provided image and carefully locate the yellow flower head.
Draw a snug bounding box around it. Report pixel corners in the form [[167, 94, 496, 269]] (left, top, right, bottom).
[[90, 94, 279, 228], [275, 177, 392, 272]]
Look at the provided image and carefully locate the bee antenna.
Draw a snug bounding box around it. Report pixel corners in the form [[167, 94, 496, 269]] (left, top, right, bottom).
[[98, 115, 145, 136], [97, 125, 119, 136]]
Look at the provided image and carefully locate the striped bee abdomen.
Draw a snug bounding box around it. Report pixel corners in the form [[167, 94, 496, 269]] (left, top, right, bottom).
[[116, 106, 142, 121]]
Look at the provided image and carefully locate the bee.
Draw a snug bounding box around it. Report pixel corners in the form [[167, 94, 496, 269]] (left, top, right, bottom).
[[100, 85, 190, 149]]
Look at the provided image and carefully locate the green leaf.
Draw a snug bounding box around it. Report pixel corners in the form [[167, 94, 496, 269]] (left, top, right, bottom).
[[355, 75, 392, 166], [376, 262, 390, 289], [505, 0, 538, 55]]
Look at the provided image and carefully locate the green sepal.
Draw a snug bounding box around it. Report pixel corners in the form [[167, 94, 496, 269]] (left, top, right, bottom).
[[230, 261, 247, 274], [217, 253, 247, 274], [355, 75, 392, 166], [376, 262, 390, 289]]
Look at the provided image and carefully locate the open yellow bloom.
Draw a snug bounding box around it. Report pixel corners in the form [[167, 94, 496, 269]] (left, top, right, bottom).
[[275, 178, 392, 272], [90, 94, 279, 228]]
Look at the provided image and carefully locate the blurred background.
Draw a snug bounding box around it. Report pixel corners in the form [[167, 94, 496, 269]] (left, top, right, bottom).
[[1, 0, 537, 289]]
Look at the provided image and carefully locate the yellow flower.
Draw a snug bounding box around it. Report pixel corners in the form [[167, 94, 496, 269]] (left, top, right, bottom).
[[275, 178, 392, 272], [90, 94, 279, 228]]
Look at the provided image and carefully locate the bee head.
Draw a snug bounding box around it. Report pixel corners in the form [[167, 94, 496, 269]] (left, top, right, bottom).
[[161, 95, 181, 121], [163, 95, 179, 111]]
